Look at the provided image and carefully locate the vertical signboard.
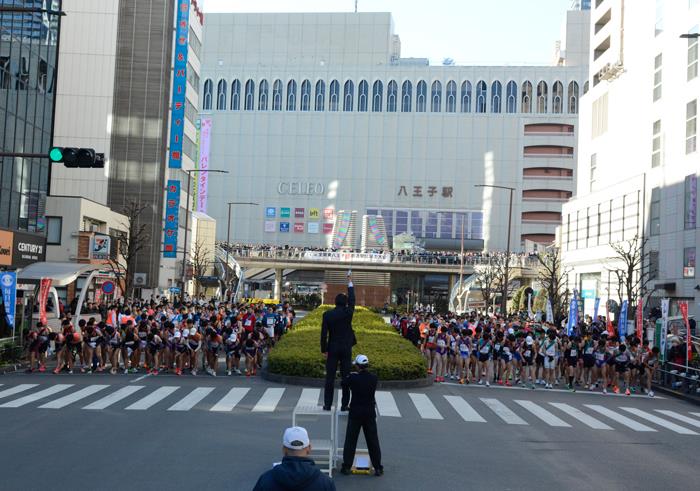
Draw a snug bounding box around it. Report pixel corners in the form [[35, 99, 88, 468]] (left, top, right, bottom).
[[163, 180, 181, 258], [0, 272, 16, 330], [39, 278, 52, 326], [168, 0, 190, 169], [196, 117, 212, 213]]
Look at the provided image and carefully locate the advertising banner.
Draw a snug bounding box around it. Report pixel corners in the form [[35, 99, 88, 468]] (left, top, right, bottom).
[[294, 223, 304, 233], [280, 208, 291, 218], [279, 222, 290, 233], [196, 117, 212, 213], [39, 278, 52, 326], [333, 212, 352, 248], [546, 299, 553, 323], [324, 208, 334, 220], [302, 251, 391, 264], [636, 297, 643, 341], [0, 271, 17, 330], [265, 207, 276, 218], [660, 298, 669, 361], [0, 229, 12, 266], [163, 180, 180, 258], [680, 301, 692, 363], [91, 234, 111, 260], [9, 230, 46, 267], [566, 290, 578, 336], [593, 297, 600, 322], [167, 0, 190, 169], [264, 221, 275, 232], [322, 223, 333, 234], [367, 215, 386, 246], [307, 222, 319, 234], [618, 300, 628, 341], [294, 208, 305, 218], [309, 208, 320, 219]]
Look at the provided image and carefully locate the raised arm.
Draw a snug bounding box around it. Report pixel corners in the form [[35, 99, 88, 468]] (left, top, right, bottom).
[[347, 272, 356, 311]]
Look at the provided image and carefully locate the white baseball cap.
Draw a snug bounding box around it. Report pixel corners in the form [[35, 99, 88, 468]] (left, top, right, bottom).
[[174, 331, 181, 339], [283, 426, 310, 450], [507, 328, 515, 335], [526, 336, 534, 345], [354, 354, 369, 366], [189, 327, 197, 336]]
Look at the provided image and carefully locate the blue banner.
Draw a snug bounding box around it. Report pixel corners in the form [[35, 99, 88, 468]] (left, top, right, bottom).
[[167, 0, 190, 169], [1, 271, 17, 329], [618, 300, 628, 341], [566, 290, 578, 336], [163, 180, 181, 258], [593, 297, 600, 322]]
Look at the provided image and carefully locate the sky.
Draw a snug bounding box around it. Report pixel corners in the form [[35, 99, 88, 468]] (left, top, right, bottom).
[[202, 0, 573, 65]]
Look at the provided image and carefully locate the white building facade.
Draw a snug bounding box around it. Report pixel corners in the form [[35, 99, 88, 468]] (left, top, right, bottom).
[[199, 11, 589, 252]]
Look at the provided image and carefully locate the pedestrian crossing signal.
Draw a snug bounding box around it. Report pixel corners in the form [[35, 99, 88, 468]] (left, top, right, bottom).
[[48, 147, 104, 168]]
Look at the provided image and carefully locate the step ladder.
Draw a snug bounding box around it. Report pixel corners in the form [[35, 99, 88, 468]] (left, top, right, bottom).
[[335, 409, 371, 474], [292, 405, 336, 477]]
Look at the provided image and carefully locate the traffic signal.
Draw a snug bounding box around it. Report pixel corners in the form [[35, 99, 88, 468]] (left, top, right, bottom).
[[48, 147, 104, 168]]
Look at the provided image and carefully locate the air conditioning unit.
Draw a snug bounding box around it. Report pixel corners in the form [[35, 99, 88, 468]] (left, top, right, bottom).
[[133, 273, 147, 287], [597, 63, 611, 80]]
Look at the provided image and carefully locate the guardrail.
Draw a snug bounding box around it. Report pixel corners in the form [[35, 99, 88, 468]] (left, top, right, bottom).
[[655, 362, 700, 395]]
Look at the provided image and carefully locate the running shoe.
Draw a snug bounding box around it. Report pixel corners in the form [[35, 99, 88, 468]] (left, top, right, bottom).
[[235, 368, 242, 375], [68, 369, 73, 374], [625, 388, 630, 396], [485, 381, 490, 387], [530, 384, 536, 389], [151, 369, 159, 375], [191, 369, 197, 376], [130, 368, 138, 374], [648, 390, 654, 398], [498, 380, 504, 386], [175, 368, 182, 376], [505, 381, 512, 387], [603, 388, 608, 394], [227, 370, 232, 376], [613, 386, 620, 394], [38, 365, 46, 373], [477, 379, 483, 385]]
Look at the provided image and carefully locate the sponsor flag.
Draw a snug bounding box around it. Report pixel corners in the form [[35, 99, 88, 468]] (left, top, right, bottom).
[[660, 298, 669, 362], [618, 300, 628, 341], [39, 278, 52, 326], [680, 301, 692, 364]]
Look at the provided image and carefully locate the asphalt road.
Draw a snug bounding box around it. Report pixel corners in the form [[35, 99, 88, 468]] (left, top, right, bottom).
[[1, 371, 699, 491]]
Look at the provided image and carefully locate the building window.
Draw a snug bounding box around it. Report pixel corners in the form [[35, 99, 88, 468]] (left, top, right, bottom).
[[536, 81, 548, 113], [372, 80, 383, 112], [46, 216, 62, 245], [315, 80, 326, 111], [521, 81, 532, 113], [401, 80, 412, 112], [439, 212, 453, 238], [431, 80, 442, 112], [592, 92, 609, 138], [684, 174, 698, 229], [655, 0, 664, 36], [687, 99, 697, 154], [416, 80, 427, 112], [358, 80, 368, 112], [445, 80, 456, 112], [231, 79, 241, 110], [506, 81, 517, 113], [651, 120, 662, 167], [684, 247, 697, 278], [387, 80, 397, 112], [244, 79, 255, 110], [567, 81, 579, 114], [343, 80, 354, 111], [653, 53, 662, 101], [460, 81, 472, 113], [272, 79, 283, 111], [216, 79, 227, 110], [589, 153, 597, 192], [491, 80, 502, 113], [552, 81, 563, 114], [202, 79, 212, 110], [689, 26, 699, 81], [650, 187, 661, 236], [476, 80, 487, 113], [329, 80, 339, 111], [287, 80, 297, 111], [258, 79, 269, 110], [300, 79, 311, 111]]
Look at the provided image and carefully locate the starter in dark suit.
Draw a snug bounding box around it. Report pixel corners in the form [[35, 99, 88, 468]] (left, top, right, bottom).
[[320, 275, 356, 410]]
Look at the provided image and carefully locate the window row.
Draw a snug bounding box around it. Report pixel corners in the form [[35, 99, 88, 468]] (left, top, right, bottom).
[[202, 78, 580, 115]]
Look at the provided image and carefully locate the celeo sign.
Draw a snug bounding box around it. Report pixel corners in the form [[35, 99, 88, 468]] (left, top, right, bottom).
[[277, 182, 325, 195]]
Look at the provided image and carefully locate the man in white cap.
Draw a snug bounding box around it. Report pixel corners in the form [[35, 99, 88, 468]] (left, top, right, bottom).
[[253, 426, 336, 491], [340, 354, 383, 476]]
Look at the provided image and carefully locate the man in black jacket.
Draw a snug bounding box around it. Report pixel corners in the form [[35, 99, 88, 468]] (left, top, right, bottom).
[[340, 354, 383, 476], [320, 272, 356, 410]]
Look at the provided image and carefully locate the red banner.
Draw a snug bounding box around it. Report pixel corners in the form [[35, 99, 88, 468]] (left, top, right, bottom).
[[680, 301, 692, 363], [605, 300, 614, 337], [636, 297, 643, 341], [38, 278, 52, 326]]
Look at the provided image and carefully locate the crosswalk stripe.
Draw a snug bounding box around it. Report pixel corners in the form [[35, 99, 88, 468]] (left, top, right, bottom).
[[376, 391, 401, 417], [168, 387, 214, 411], [0, 384, 38, 400], [620, 408, 698, 435], [0, 384, 73, 408], [408, 393, 443, 420], [210, 387, 250, 412], [252, 388, 285, 412], [549, 403, 613, 430], [515, 400, 571, 427], [480, 398, 527, 425], [296, 388, 321, 408], [584, 405, 656, 432], [691, 412, 700, 419], [126, 386, 179, 410], [83, 386, 144, 410], [444, 395, 486, 422], [39, 385, 110, 409], [655, 410, 700, 429]]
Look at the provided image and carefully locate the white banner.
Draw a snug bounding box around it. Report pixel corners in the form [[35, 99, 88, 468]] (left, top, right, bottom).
[[196, 118, 212, 213], [302, 251, 391, 264], [660, 298, 669, 361], [546, 299, 554, 323]]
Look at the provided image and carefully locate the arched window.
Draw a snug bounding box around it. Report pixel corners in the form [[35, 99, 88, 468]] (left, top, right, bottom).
[[329, 80, 340, 111], [244, 79, 255, 110], [300, 79, 311, 111], [344, 80, 354, 111], [387, 80, 397, 112], [272, 79, 282, 111], [416, 80, 427, 112], [286, 80, 297, 111], [536, 81, 548, 113], [521, 81, 532, 113], [401, 80, 412, 112], [431, 80, 442, 112], [476, 80, 487, 113], [231, 79, 241, 110], [216, 79, 227, 110], [460, 81, 472, 113], [445, 80, 456, 112], [491, 80, 502, 113], [552, 81, 563, 114], [372, 80, 383, 112], [358, 80, 368, 112], [203, 79, 213, 110], [258, 79, 269, 110], [567, 81, 579, 114], [582, 80, 589, 95], [315, 80, 326, 111], [506, 80, 517, 113]]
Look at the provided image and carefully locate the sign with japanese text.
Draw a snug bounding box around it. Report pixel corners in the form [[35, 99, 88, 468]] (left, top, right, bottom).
[[39, 278, 52, 326], [167, 0, 190, 169], [196, 117, 212, 212], [397, 185, 453, 198], [0, 272, 16, 330], [163, 180, 180, 258]]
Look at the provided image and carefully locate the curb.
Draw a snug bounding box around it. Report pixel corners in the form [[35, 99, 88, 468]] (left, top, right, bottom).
[[261, 369, 433, 389], [1, 362, 27, 375], [652, 384, 700, 406]]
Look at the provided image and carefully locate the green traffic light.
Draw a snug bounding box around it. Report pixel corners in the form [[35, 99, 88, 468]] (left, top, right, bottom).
[[49, 147, 63, 162]]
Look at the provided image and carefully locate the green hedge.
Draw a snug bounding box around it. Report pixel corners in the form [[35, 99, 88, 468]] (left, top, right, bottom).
[[268, 305, 426, 380]]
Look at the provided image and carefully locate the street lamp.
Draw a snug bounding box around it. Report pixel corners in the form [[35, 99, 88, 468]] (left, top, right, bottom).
[[475, 184, 516, 314], [680, 33, 700, 38], [225, 201, 259, 289], [181, 168, 229, 287]]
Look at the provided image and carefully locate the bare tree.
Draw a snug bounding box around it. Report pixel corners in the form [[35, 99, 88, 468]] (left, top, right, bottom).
[[190, 239, 210, 298], [474, 260, 500, 309], [607, 235, 651, 321], [536, 247, 570, 321], [108, 201, 150, 299]]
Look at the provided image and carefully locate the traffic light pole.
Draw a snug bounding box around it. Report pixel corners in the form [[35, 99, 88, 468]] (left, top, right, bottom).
[[0, 152, 51, 158]]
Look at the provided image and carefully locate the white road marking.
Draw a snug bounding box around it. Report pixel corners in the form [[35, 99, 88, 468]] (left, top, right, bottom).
[[39, 385, 109, 409], [83, 386, 144, 410], [480, 398, 528, 425], [296, 388, 321, 408], [408, 393, 443, 420], [210, 387, 250, 412], [125, 386, 179, 410], [130, 374, 151, 383], [548, 403, 613, 430], [252, 388, 285, 412], [0, 384, 73, 408], [443, 395, 486, 422], [0, 384, 38, 400], [168, 387, 215, 411], [441, 382, 664, 398], [620, 407, 697, 435], [655, 411, 700, 429], [584, 405, 656, 432], [376, 391, 401, 417], [515, 400, 571, 427]]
